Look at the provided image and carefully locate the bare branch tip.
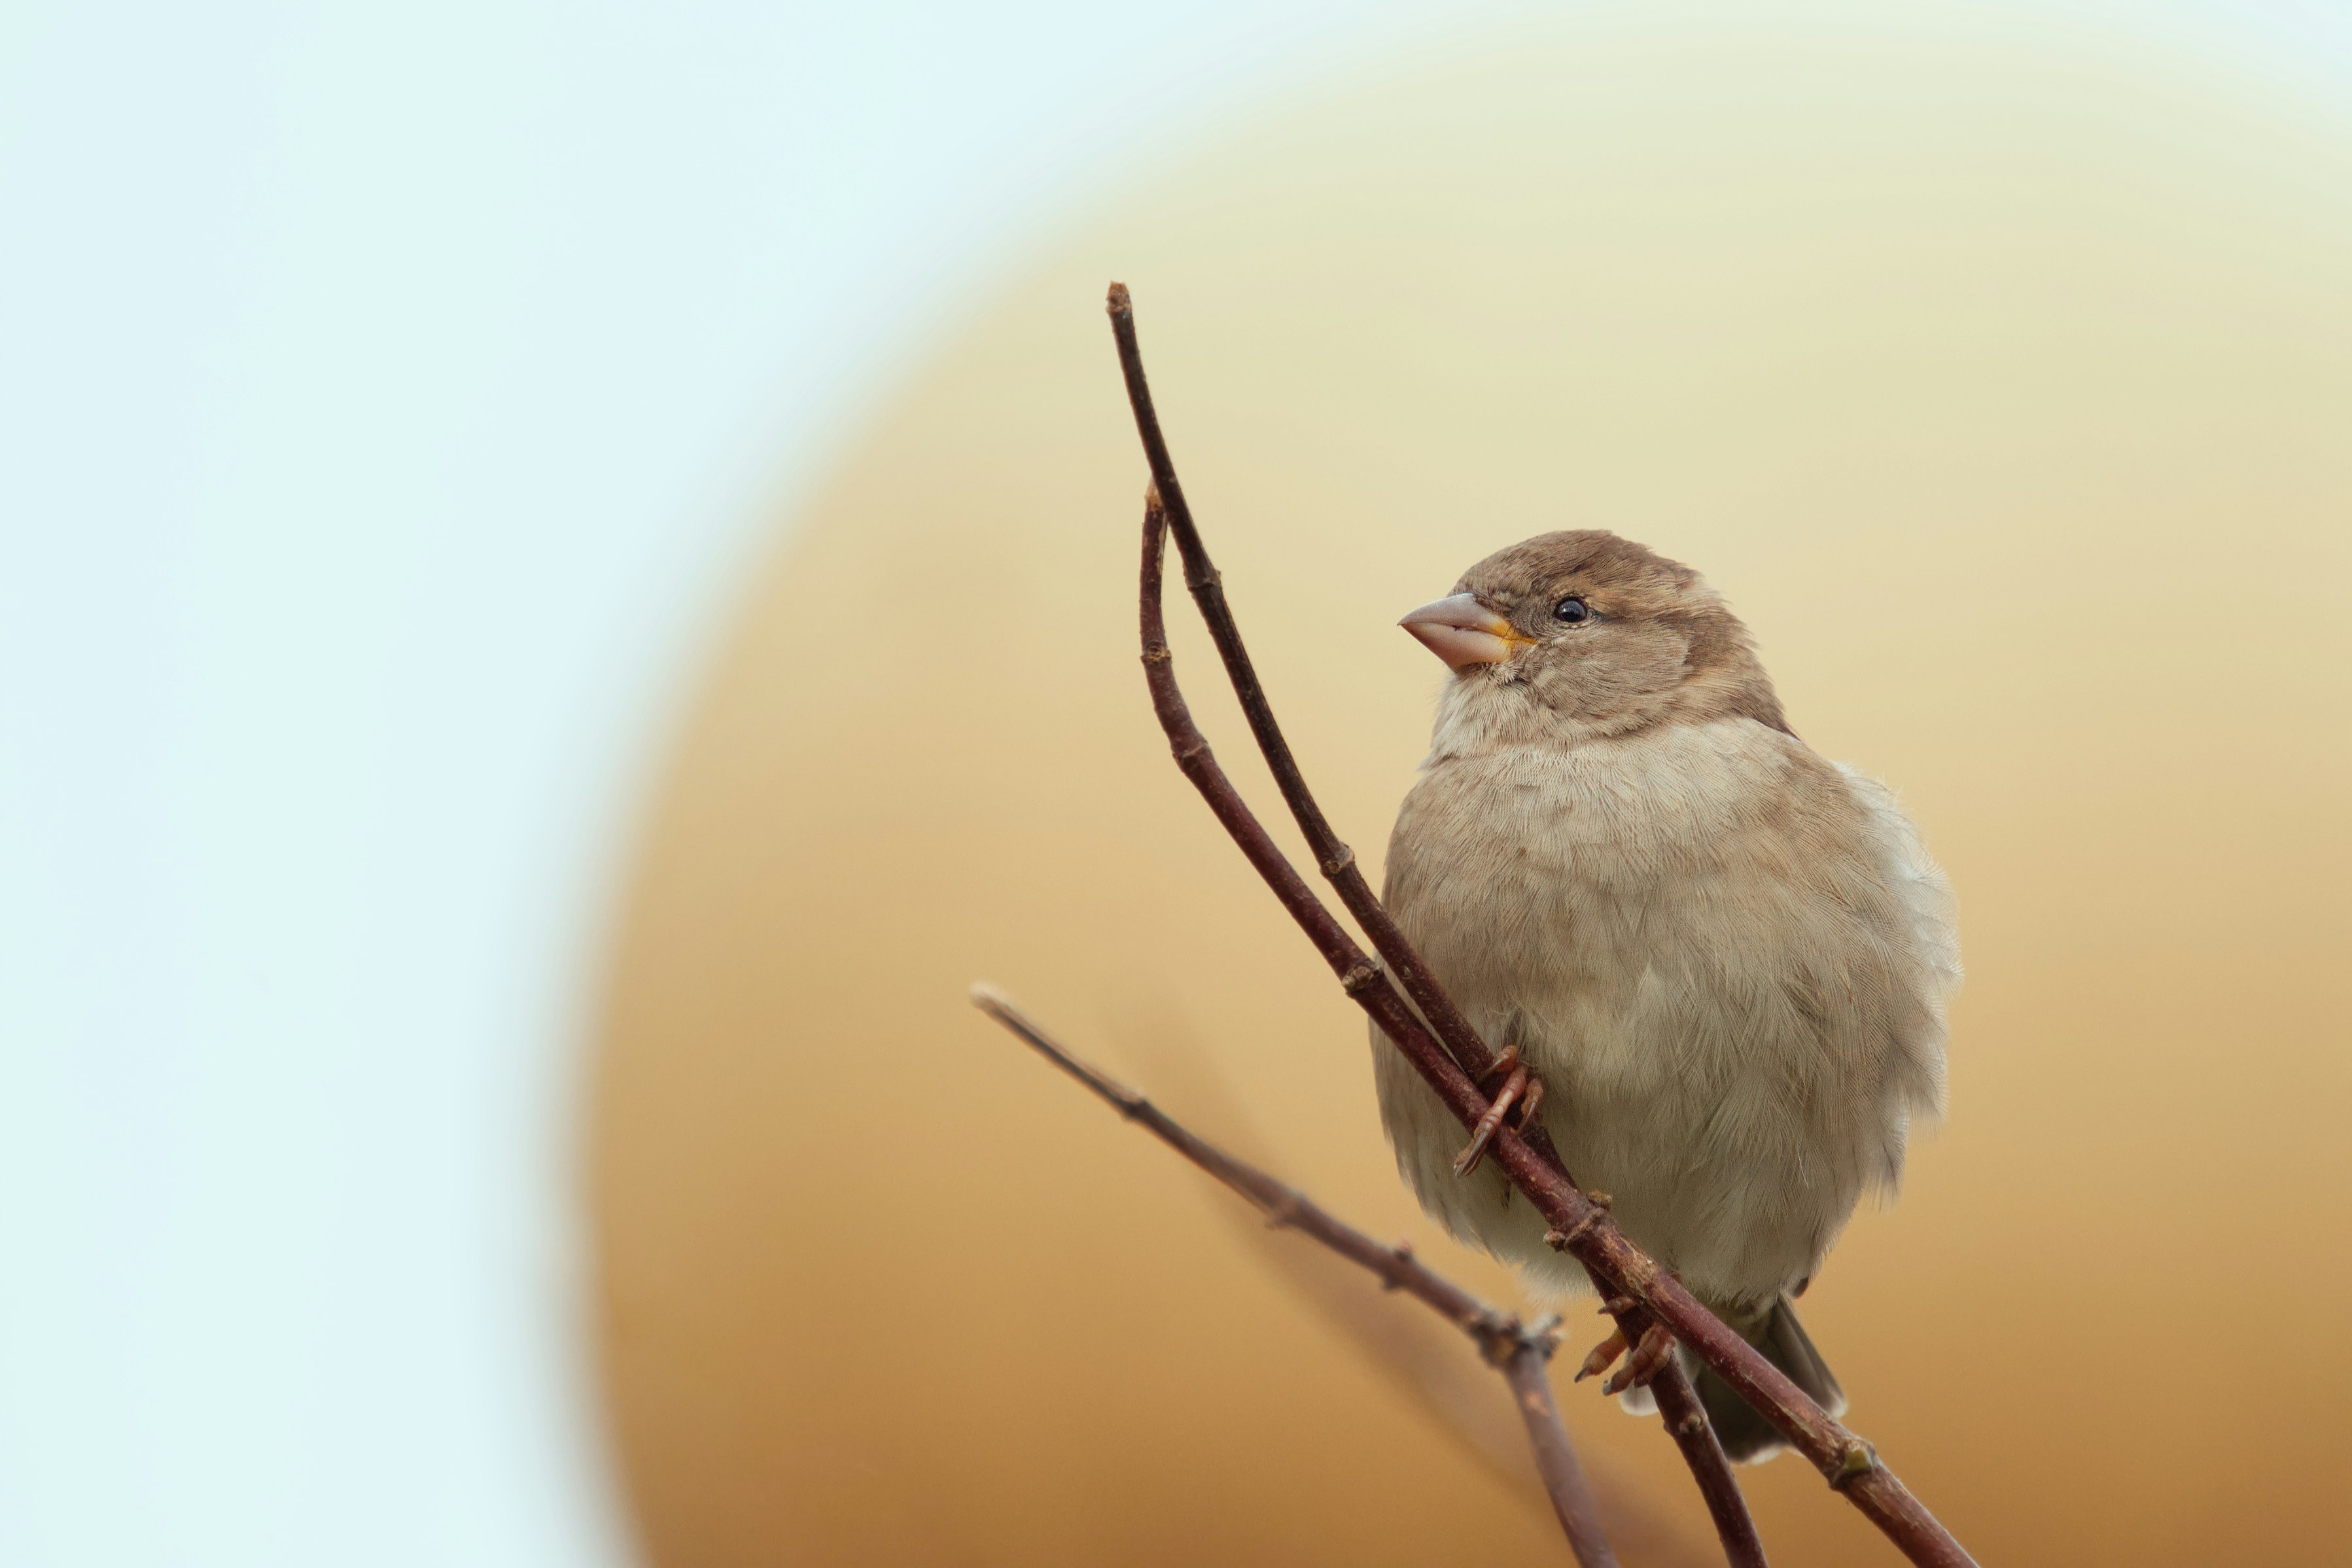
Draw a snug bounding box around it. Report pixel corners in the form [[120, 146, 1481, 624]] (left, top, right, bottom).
[[1106, 281, 1131, 314]]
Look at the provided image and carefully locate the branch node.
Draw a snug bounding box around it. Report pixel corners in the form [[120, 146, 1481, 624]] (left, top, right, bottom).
[[1543, 1210, 1606, 1253], [1339, 959, 1385, 996], [1141, 642, 1172, 665], [1379, 1240, 1414, 1289], [1829, 1439, 1881, 1490], [1318, 845, 1357, 877], [1468, 1310, 1538, 1369]]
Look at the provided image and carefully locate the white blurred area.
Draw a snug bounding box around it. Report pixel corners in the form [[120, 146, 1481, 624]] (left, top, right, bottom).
[[0, 3, 2345, 1565]]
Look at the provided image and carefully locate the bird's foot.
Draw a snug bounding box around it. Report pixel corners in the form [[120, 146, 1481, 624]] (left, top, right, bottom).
[[1573, 1326, 1626, 1382], [1575, 1321, 1676, 1397], [1451, 1045, 1549, 1177]]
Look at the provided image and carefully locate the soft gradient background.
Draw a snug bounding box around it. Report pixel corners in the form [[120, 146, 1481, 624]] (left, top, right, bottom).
[[597, 10, 2352, 1567], [7, 3, 2351, 1566]]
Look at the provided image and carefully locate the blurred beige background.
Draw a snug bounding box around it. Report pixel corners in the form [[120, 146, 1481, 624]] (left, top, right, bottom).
[[591, 9, 2352, 1563]]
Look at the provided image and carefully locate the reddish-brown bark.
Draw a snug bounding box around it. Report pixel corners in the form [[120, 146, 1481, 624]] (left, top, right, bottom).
[[1107, 281, 1973, 1568]]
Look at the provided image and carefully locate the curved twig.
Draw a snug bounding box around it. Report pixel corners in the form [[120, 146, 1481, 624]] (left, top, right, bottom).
[[1109, 282, 1973, 1568], [1109, 279, 1765, 1567], [1111, 281, 1764, 1560]]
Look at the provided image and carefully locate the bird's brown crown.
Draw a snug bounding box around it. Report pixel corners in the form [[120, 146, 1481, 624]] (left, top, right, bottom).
[[1449, 530, 1788, 739]]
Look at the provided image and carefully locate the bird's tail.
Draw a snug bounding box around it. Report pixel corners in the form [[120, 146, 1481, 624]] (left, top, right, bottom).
[[1689, 1295, 1844, 1465]]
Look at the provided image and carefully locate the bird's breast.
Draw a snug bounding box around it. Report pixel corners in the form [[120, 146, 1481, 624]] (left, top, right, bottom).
[[1374, 719, 1956, 1306], [1384, 719, 1895, 1094]]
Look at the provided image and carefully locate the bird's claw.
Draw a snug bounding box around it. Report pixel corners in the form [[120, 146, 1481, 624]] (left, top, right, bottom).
[[1573, 1327, 1627, 1383], [1452, 1046, 1549, 1177], [1475, 1045, 1518, 1085], [1598, 1324, 1677, 1397]]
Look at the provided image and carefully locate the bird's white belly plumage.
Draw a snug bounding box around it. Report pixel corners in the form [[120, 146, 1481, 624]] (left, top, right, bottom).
[[1375, 717, 1956, 1311]]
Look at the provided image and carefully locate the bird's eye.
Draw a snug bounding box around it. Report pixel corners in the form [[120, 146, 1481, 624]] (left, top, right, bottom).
[[1553, 596, 1592, 625]]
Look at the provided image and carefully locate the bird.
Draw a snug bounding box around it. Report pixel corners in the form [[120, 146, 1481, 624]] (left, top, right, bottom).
[[1374, 529, 1959, 1463]]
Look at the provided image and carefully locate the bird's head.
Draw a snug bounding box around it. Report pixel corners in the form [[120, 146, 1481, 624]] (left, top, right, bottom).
[[1399, 529, 1787, 748]]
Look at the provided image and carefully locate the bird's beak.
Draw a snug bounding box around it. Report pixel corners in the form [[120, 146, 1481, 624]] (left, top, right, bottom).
[[1399, 593, 1522, 670]]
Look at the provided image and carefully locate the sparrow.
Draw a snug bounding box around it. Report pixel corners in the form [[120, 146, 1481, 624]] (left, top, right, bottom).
[[1374, 530, 1959, 1462]]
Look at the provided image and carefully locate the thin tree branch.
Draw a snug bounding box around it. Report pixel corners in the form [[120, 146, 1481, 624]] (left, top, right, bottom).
[[1106, 279, 1764, 1567], [970, 984, 1621, 1568], [1132, 487, 1772, 1568], [1499, 1343, 1619, 1564], [1108, 286, 1511, 1089], [1108, 283, 1974, 1568]]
